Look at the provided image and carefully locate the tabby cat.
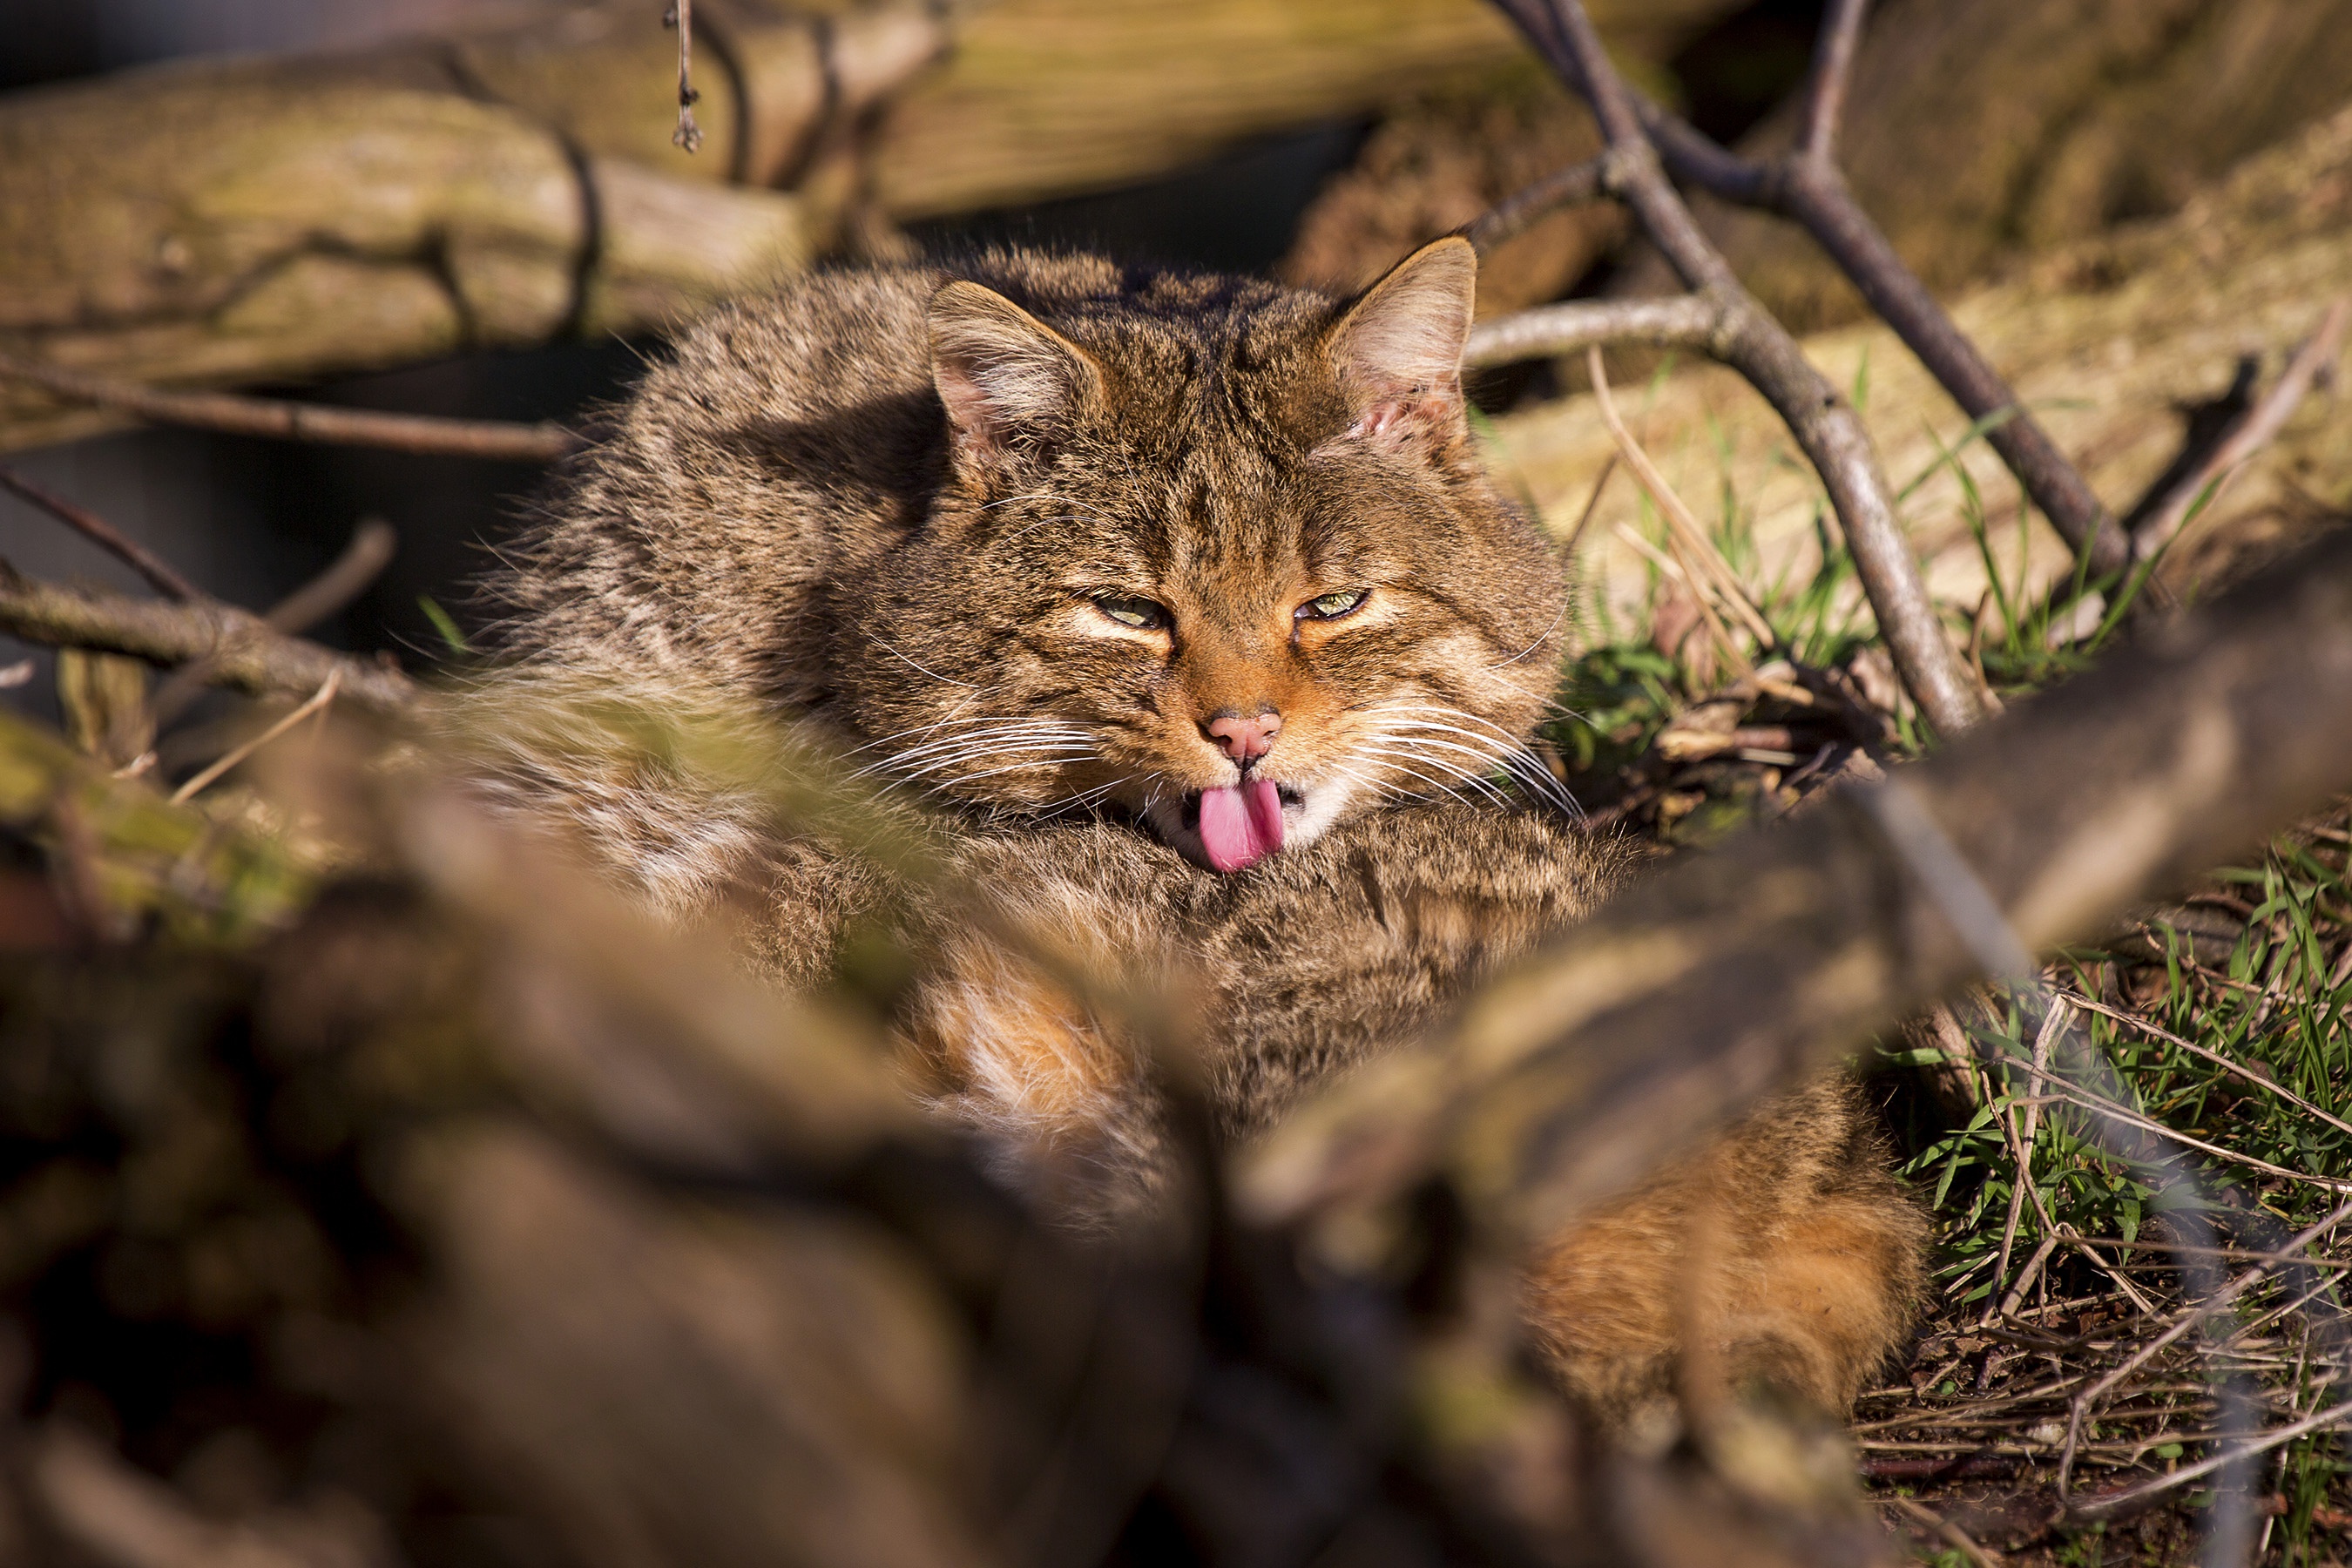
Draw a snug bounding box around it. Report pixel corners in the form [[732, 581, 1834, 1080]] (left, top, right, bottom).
[[469, 239, 1923, 1429]]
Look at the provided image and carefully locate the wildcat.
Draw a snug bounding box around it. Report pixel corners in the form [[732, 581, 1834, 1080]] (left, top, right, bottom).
[[467, 239, 1923, 1429]]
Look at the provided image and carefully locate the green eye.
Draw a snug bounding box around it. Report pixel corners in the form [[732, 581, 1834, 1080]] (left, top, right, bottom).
[[1301, 588, 1369, 621], [1094, 595, 1170, 631]]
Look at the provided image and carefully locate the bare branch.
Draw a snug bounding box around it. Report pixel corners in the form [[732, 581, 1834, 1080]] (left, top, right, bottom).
[[0, 358, 584, 464], [1243, 524, 2352, 1241], [142, 517, 401, 727], [0, 566, 416, 713], [1463, 294, 1725, 367], [2128, 297, 2349, 558], [1459, 153, 1610, 256], [1485, 0, 1985, 734], [1632, 93, 2132, 578], [667, 0, 705, 154], [263, 517, 399, 637], [0, 463, 200, 601], [1799, 0, 1869, 165]]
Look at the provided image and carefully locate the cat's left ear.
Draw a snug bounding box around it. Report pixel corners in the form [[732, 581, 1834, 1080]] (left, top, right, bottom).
[[1324, 236, 1477, 456]]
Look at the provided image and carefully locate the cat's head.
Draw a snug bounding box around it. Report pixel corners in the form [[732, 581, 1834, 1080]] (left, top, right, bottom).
[[842, 240, 1571, 871]]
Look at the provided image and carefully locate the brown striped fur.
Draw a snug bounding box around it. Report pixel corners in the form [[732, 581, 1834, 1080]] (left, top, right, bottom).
[[468, 243, 1924, 1430]]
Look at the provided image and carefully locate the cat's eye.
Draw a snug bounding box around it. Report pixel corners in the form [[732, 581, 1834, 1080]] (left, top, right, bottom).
[[1093, 594, 1171, 632], [1297, 588, 1369, 621]]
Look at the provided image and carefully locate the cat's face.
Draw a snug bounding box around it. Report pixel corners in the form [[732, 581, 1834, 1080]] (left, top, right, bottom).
[[841, 241, 1570, 871]]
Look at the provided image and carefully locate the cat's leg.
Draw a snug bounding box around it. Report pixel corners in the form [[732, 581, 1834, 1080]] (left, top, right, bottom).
[[895, 824, 1199, 1229], [1521, 1078, 1925, 1435]]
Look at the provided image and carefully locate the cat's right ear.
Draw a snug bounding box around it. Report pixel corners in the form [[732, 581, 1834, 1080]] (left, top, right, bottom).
[[928, 281, 1102, 471]]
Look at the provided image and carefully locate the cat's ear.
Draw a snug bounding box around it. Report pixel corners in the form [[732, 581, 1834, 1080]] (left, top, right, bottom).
[[1325, 236, 1477, 456], [928, 280, 1101, 469]]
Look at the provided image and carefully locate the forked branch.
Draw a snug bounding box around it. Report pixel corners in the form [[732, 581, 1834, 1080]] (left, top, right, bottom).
[[1618, 8, 2132, 578], [0, 567, 416, 713], [1484, 0, 1986, 734]]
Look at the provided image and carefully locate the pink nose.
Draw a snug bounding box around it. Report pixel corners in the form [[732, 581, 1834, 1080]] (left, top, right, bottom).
[[1204, 709, 1281, 764]]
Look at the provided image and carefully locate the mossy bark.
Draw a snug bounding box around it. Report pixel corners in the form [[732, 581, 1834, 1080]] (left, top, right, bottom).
[[0, 0, 1714, 453]]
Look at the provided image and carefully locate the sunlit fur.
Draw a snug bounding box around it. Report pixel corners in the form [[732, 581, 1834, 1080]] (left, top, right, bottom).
[[490, 245, 1571, 867], [474, 245, 1923, 1433]]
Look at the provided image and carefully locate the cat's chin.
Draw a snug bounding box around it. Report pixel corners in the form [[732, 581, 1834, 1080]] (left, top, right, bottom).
[[1144, 776, 1358, 873]]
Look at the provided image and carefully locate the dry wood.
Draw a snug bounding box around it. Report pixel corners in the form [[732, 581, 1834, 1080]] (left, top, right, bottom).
[[1485, 102, 2352, 638], [0, 358, 583, 463], [1487, 0, 1986, 734], [0, 0, 1734, 452], [864, 0, 1718, 220], [0, 0, 950, 451], [0, 463, 199, 601], [0, 569, 416, 714]]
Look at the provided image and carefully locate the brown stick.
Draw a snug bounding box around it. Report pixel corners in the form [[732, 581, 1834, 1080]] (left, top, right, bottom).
[[1486, 0, 1985, 735], [2128, 299, 2350, 558], [0, 463, 200, 601], [145, 517, 402, 726], [1625, 90, 2132, 578], [1798, 0, 1869, 164], [261, 518, 398, 637], [1462, 294, 1725, 368], [1458, 153, 1609, 256], [0, 567, 416, 713], [669, 0, 704, 154], [1242, 524, 2352, 1243], [0, 358, 583, 464]]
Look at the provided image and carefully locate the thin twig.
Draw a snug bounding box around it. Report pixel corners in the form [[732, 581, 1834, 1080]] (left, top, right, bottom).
[[1611, 522, 1747, 677], [2069, 1400, 2352, 1523], [1889, 1496, 2004, 1568], [2128, 298, 2350, 558], [169, 669, 342, 804], [1484, 0, 1984, 734], [0, 567, 416, 713], [0, 357, 583, 463], [1459, 153, 1610, 255], [2058, 1196, 2352, 1496], [257, 518, 397, 638], [1799, 0, 1869, 163], [2061, 987, 2352, 1141], [1558, 453, 1617, 558], [146, 517, 402, 726], [1990, 1235, 2058, 1322], [668, 0, 704, 153], [0, 463, 199, 600]]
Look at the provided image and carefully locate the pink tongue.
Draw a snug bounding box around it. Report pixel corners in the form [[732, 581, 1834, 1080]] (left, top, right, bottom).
[[1197, 778, 1286, 872]]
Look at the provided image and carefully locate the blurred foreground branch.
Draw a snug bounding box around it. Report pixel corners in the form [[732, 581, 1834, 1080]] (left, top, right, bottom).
[[1247, 524, 2352, 1244]]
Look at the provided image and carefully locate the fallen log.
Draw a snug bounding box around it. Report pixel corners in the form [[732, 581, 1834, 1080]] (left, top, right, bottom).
[[0, 0, 1740, 455]]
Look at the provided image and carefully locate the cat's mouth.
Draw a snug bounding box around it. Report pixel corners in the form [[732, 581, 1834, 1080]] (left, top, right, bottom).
[[1151, 779, 1342, 874]]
